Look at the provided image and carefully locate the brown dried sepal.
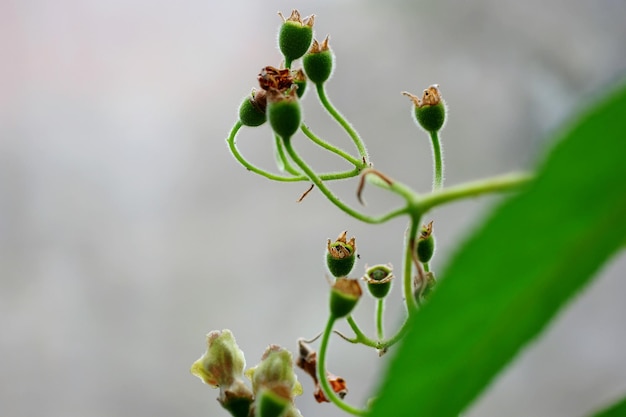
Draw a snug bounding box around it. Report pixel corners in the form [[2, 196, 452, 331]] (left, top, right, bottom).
[[258, 66, 294, 92], [278, 9, 315, 28], [327, 231, 356, 260], [420, 220, 433, 240], [309, 35, 330, 53], [296, 339, 348, 403], [402, 84, 442, 107]]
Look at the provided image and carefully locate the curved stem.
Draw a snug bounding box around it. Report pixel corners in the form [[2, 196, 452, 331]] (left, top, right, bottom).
[[403, 217, 420, 313], [418, 172, 534, 212], [227, 122, 363, 182], [318, 316, 368, 416], [274, 134, 301, 176], [376, 299, 385, 341], [316, 84, 369, 161], [429, 131, 444, 190], [283, 138, 404, 224], [346, 316, 377, 347], [300, 124, 363, 167]]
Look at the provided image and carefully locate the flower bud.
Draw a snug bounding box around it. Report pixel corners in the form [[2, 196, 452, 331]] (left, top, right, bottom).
[[362, 264, 394, 299], [303, 36, 334, 85], [403, 85, 446, 133], [267, 87, 301, 140], [190, 330, 254, 417], [246, 345, 303, 400], [329, 278, 362, 318], [416, 221, 435, 263], [326, 231, 357, 278], [239, 90, 267, 127], [278, 10, 314, 64]]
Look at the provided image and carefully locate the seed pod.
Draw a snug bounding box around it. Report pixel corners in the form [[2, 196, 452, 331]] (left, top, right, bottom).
[[362, 264, 394, 299], [278, 10, 314, 64], [403, 85, 446, 133], [326, 231, 357, 278], [267, 87, 301, 140], [416, 221, 435, 263], [238, 92, 267, 127], [329, 278, 362, 318], [303, 36, 334, 85]]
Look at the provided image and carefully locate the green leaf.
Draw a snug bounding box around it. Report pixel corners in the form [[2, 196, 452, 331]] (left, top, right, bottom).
[[591, 395, 626, 417], [369, 82, 626, 417]]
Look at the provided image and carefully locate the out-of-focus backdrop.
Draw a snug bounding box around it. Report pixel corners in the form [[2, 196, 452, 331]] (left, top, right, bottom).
[[2, 1, 625, 416]]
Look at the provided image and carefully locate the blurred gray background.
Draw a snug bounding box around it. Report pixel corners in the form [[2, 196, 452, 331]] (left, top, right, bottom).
[[1, 1, 625, 416]]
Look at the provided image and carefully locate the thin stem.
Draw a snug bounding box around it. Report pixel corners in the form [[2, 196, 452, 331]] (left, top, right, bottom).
[[418, 172, 534, 212], [318, 316, 368, 416], [274, 134, 301, 176], [430, 131, 444, 190], [346, 316, 377, 347], [403, 217, 420, 313], [283, 138, 405, 224], [316, 84, 368, 161], [227, 122, 362, 182], [300, 124, 363, 167], [423, 262, 430, 273], [376, 299, 385, 341]]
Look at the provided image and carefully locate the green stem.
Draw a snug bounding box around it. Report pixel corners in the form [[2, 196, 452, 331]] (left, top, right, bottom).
[[418, 172, 534, 212], [227, 121, 362, 182], [316, 84, 369, 161], [318, 316, 368, 416], [403, 217, 420, 313], [345, 316, 377, 347], [300, 124, 363, 167], [274, 134, 301, 176], [283, 138, 405, 224], [430, 131, 443, 190], [376, 299, 385, 341]]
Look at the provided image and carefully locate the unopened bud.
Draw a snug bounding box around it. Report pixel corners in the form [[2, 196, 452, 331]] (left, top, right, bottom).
[[278, 10, 314, 65], [326, 231, 357, 278], [403, 85, 446, 133], [362, 264, 394, 299], [329, 278, 362, 318]]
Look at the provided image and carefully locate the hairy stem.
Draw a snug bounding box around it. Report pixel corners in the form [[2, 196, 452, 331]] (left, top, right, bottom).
[[316, 84, 369, 161], [430, 131, 444, 190], [318, 316, 368, 416]]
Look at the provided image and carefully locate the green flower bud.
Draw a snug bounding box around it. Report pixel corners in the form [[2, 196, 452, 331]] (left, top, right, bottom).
[[303, 36, 334, 85], [267, 87, 301, 140], [326, 231, 357, 278], [403, 85, 446, 133], [246, 345, 303, 400], [362, 264, 394, 299], [190, 330, 254, 417], [329, 278, 362, 318], [278, 10, 314, 65], [239, 90, 267, 127], [416, 221, 435, 263]]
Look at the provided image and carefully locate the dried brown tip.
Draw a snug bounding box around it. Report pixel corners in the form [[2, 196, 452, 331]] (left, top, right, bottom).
[[421, 85, 441, 106]]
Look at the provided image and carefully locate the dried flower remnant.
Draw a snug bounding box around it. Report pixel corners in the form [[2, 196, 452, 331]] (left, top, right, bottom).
[[296, 339, 348, 403]]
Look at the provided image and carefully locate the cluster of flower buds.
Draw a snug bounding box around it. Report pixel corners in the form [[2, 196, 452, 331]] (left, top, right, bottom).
[[238, 9, 338, 144], [191, 330, 303, 417]]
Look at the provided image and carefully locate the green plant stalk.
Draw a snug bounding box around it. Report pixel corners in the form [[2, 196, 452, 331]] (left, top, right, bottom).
[[403, 217, 420, 313], [274, 134, 301, 176], [316, 84, 369, 161], [430, 131, 443, 190], [376, 299, 385, 340], [418, 172, 534, 212], [318, 316, 368, 416], [344, 311, 412, 350], [300, 124, 363, 167], [227, 122, 362, 182], [283, 137, 406, 224]]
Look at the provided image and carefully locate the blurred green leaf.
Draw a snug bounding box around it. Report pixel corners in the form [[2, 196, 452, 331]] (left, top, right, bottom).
[[370, 82, 626, 417], [591, 395, 626, 417]]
